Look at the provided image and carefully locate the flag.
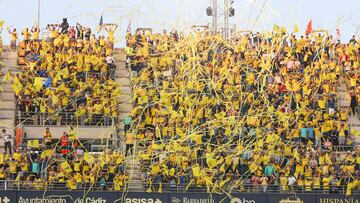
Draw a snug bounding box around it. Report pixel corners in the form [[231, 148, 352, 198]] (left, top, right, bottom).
[[3, 72, 11, 81], [293, 24, 300, 33], [28, 140, 39, 148], [273, 24, 281, 33], [336, 26, 340, 39], [192, 165, 201, 177], [33, 77, 46, 92], [98, 15, 103, 33], [293, 149, 300, 162], [61, 161, 73, 173], [325, 153, 333, 165], [40, 149, 54, 159], [127, 19, 132, 33], [84, 152, 95, 164], [44, 77, 52, 88], [305, 19, 312, 35]]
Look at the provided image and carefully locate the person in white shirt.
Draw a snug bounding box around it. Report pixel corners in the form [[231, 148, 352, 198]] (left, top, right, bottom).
[[288, 175, 297, 192], [1, 129, 12, 155]]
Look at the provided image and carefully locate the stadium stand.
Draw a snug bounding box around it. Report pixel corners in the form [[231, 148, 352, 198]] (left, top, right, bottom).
[[15, 25, 119, 127], [0, 22, 359, 197], [1, 22, 134, 151], [126, 29, 360, 195], [0, 21, 137, 191]]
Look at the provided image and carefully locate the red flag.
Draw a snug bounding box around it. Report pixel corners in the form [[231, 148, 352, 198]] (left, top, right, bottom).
[[305, 19, 312, 35], [336, 26, 340, 39]]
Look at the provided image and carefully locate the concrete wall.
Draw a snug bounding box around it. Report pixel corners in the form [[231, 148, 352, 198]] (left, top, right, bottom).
[[22, 126, 115, 139]]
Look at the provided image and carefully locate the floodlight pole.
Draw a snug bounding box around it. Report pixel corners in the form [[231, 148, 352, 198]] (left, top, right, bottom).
[[37, 0, 41, 27], [224, 0, 230, 39], [212, 0, 218, 34]]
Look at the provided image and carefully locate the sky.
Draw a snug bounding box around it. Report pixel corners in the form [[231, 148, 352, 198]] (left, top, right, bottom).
[[1, 0, 360, 47]]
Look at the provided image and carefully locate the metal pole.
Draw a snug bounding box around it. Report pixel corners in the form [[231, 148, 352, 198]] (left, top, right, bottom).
[[37, 0, 40, 27], [224, 0, 229, 39], [212, 0, 217, 34]]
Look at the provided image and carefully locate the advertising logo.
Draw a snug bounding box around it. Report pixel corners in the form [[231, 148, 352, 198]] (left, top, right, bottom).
[[171, 196, 215, 203], [0, 197, 10, 203], [318, 198, 359, 203], [124, 198, 162, 203], [230, 197, 256, 203], [74, 197, 107, 203], [278, 197, 304, 203], [18, 196, 67, 203], [172, 197, 181, 203]]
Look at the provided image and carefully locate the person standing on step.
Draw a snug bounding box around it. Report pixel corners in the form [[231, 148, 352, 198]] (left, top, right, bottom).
[[1, 129, 12, 155], [123, 115, 132, 135], [7, 27, 17, 49], [125, 131, 134, 156], [43, 127, 52, 149], [350, 88, 357, 116]]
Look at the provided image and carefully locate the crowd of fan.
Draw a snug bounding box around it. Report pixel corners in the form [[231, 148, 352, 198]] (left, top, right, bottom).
[[0, 128, 129, 191], [9, 19, 120, 126], [126, 29, 360, 194]]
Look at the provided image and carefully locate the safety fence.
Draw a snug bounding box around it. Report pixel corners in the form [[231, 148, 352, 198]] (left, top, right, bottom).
[[16, 111, 117, 126], [0, 181, 358, 194], [0, 189, 358, 203]]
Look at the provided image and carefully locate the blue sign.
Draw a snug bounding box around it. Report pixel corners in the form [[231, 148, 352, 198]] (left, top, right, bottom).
[[0, 190, 16, 203], [0, 190, 359, 203]]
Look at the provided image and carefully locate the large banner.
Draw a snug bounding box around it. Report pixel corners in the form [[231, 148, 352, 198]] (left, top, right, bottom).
[[0, 190, 359, 203]]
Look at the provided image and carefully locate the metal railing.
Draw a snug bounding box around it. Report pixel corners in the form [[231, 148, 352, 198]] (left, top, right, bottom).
[[0, 180, 126, 191], [16, 112, 117, 127], [144, 183, 357, 194], [18, 137, 116, 152], [0, 180, 356, 194]]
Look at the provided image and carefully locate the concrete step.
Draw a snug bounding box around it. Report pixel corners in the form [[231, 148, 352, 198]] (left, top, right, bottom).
[[0, 60, 17, 66], [116, 78, 132, 87], [119, 103, 133, 112], [119, 87, 132, 96], [126, 165, 141, 170], [1, 54, 17, 60], [0, 109, 15, 116], [116, 68, 129, 78], [0, 100, 15, 108], [0, 92, 15, 101], [127, 173, 142, 179], [119, 94, 132, 104], [0, 114, 15, 120], [1, 85, 13, 93], [0, 119, 14, 128], [114, 49, 126, 62]]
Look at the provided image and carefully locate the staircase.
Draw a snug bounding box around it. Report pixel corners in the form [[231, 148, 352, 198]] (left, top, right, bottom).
[[113, 48, 143, 191], [125, 154, 144, 191], [337, 78, 360, 148], [0, 46, 18, 151]]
